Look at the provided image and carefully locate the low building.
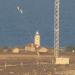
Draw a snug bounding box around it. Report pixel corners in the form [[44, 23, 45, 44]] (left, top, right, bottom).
[[12, 48, 20, 53], [55, 57, 69, 64], [39, 47, 48, 53], [25, 43, 36, 52]]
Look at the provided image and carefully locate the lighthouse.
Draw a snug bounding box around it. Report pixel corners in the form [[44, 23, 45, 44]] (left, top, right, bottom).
[[34, 31, 40, 48]]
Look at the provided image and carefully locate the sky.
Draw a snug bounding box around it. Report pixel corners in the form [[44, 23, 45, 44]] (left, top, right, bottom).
[[0, 0, 75, 48]]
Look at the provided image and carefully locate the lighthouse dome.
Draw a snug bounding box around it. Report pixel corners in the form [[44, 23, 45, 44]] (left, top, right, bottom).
[[36, 31, 39, 35]]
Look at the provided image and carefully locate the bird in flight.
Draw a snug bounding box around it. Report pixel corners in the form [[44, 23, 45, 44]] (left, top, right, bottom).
[[17, 6, 23, 14]]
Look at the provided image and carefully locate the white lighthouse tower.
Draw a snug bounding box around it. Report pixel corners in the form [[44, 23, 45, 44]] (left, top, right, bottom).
[[34, 31, 40, 48]]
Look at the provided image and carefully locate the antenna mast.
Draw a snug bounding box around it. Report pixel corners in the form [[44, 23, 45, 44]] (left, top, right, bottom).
[[54, 0, 60, 57]]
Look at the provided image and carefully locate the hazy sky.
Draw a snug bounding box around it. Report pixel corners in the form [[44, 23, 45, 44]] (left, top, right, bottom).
[[0, 0, 75, 48]]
